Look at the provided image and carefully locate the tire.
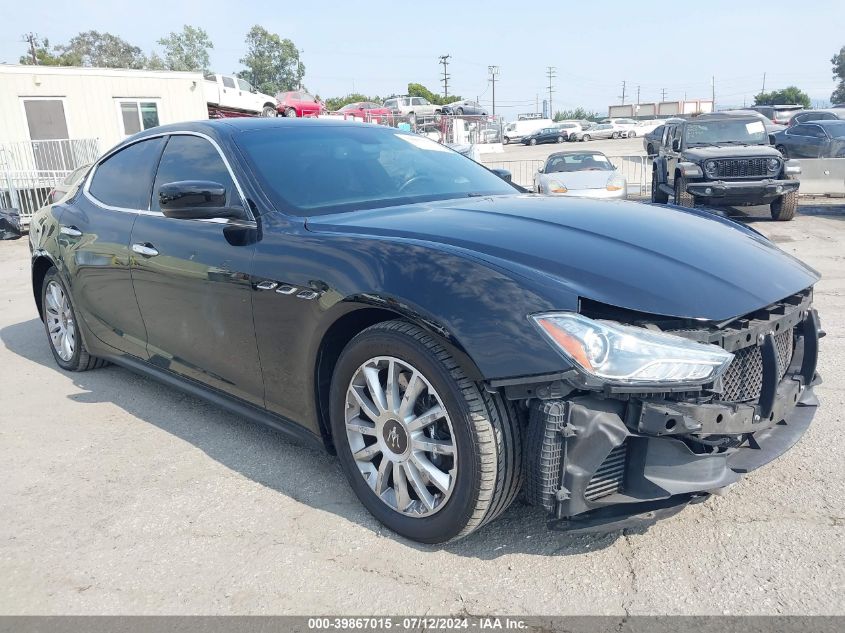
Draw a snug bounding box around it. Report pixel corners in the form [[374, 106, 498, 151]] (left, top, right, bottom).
[[646, 144, 655, 157], [529, 138, 537, 146], [611, 132, 619, 139], [456, 108, 464, 115], [284, 107, 297, 118], [674, 174, 696, 207], [409, 112, 417, 125], [556, 136, 564, 143], [582, 134, 591, 141], [330, 320, 523, 544], [771, 178, 797, 221], [651, 170, 669, 203], [261, 105, 277, 118], [41, 268, 106, 372], [628, 131, 636, 138], [503, 137, 510, 144], [776, 145, 789, 159]]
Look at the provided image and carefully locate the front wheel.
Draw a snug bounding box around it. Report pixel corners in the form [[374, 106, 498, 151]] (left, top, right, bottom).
[[330, 321, 523, 544], [674, 175, 696, 207], [611, 132, 619, 139], [41, 268, 106, 372], [582, 134, 591, 142], [556, 136, 564, 143], [771, 179, 797, 221], [284, 107, 297, 118], [529, 138, 537, 145], [628, 130, 636, 138], [261, 105, 277, 118]]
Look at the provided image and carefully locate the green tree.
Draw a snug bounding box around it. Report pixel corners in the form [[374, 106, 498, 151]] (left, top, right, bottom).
[[19, 35, 66, 65], [238, 25, 304, 95], [554, 107, 602, 122], [157, 25, 213, 72], [832, 45, 845, 104], [407, 83, 461, 106], [754, 86, 811, 108], [323, 93, 382, 111], [52, 31, 147, 68]]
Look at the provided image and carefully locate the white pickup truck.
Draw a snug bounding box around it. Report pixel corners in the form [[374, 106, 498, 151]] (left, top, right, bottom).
[[203, 73, 277, 117]]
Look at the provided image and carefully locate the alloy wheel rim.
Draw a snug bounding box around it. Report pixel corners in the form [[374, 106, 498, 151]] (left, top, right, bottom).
[[345, 356, 457, 517], [45, 280, 75, 361]]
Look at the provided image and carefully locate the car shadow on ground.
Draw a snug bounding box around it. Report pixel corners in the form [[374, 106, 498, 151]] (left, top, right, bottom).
[[721, 203, 845, 224], [0, 317, 646, 559]]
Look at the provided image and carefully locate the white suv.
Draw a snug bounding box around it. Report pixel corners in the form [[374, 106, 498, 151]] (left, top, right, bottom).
[[383, 96, 441, 123]]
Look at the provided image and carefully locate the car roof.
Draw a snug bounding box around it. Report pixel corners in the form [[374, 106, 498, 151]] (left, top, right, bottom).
[[807, 119, 845, 127], [547, 150, 606, 158], [692, 113, 761, 123]]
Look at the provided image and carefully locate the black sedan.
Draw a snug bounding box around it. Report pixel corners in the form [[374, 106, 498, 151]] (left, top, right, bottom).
[[521, 127, 567, 145], [772, 120, 845, 158], [29, 118, 822, 543]]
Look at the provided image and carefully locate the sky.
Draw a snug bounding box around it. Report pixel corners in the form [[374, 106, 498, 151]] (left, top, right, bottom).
[[1, 0, 843, 120]]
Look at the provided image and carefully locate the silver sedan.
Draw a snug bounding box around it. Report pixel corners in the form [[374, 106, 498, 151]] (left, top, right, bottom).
[[533, 150, 627, 199]]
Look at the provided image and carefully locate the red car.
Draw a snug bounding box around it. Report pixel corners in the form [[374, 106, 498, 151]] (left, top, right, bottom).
[[276, 91, 324, 118], [337, 101, 392, 123]]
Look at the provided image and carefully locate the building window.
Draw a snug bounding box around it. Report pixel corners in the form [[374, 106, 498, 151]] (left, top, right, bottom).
[[117, 100, 160, 136]]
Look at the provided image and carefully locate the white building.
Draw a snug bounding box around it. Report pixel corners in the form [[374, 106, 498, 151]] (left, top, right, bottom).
[[0, 64, 209, 219], [0, 64, 209, 150]]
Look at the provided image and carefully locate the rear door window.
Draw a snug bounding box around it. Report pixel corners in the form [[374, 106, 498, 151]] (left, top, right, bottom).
[[88, 137, 165, 209], [222, 76, 236, 89]]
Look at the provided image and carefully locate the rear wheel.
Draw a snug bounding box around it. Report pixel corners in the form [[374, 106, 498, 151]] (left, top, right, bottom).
[[330, 320, 523, 544], [628, 130, 637, 138], [284, 107, 297, 118], [41, 268, 106, 372], [651, 171, 669, 203], [503, 137, 510, 144], [261, 104, 277, 118], [556, 136, 564, 143], [456, 108, 464, 115], [529, 138, 537, 146], [646, 144, 655, 156], [582, 134, 591, 142], [611, 132, 619, 139], [674, 175, 696, 207]]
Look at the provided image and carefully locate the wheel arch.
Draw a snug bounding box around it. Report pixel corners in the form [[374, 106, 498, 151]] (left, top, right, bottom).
[[31, 254, 56, 320], [313, 305, 485, 452]]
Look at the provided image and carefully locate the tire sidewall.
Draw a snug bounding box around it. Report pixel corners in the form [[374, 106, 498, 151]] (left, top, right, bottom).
[[329, 326, 482, 543], [41, 268, 82, 371]]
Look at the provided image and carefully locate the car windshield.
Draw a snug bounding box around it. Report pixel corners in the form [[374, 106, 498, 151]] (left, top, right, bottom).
[[236, 125, 517, 215], [545, 153, 615, 173], [685, 119, 768, 145]]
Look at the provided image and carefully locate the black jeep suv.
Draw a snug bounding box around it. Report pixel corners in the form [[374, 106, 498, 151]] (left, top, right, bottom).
[[651, 114, 802, 220]]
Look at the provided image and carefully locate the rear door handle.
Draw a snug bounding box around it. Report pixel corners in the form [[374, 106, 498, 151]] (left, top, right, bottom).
[[59, 225, 82, 237], [131, 243, 159, 257]]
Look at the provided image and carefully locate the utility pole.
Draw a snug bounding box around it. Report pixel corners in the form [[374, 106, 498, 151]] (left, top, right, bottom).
[[636, 85, 641, 105], [439, 55, 451, 99], [711, 75, 715, 110], [761, 72, 766, 95], [619, 80, 627, 105], [23, 33, 39, 65], [488, 65, 499, 116], [546, 67, 556, 118], [661, 88, 666, 102]]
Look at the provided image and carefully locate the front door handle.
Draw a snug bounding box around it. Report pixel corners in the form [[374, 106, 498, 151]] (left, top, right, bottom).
[[131, 243, 159, 257], [60, 225, 82, 237]]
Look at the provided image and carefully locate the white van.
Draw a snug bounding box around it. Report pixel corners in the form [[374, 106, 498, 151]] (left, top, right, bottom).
[[503, 118, 554, 144]]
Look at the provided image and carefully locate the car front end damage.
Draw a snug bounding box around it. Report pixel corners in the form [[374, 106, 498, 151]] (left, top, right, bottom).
[[493, 289, 822, 532]]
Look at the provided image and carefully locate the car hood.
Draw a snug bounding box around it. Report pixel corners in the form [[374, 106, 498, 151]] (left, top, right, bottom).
[[305, 195, 819, 321], [684, 145, 781, 160], [541, 170, 616, 190]]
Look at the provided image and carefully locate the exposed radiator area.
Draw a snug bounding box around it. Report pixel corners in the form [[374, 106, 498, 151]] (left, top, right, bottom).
[[584, 443, 628, 501]]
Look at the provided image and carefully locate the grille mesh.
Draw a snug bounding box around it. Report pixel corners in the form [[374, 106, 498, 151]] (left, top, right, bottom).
[[721, 330, 794, 402], [585, 443, 627, 501], [713, 158, 772, 178]]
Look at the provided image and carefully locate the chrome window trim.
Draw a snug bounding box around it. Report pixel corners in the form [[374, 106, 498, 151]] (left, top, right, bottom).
[[82, 130, 255, 223]]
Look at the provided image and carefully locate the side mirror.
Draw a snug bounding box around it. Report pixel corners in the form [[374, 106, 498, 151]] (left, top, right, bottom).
[[672, 139, 681, 152], [490, 168, 512, 183], [159, 181, 244, 220], [537, 167, 544, 173]]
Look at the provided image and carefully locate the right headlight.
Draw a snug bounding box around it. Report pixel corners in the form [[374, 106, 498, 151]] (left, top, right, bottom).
[[531, 312, 734, 386], [546, 179, 567, 193], [704, 160, 718, 176]]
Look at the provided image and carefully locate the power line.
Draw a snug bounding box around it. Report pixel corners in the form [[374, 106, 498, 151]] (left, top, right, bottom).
[[438, 54, 451, 99], [546, 66, 556, 117]]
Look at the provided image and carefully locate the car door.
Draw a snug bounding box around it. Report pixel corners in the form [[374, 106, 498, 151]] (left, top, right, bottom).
[[805, 124, 829, 158], [785, 125, 815, 158], [61, 136, 166, 359], [219, 75, 240, 109], [129, 133, 264, 405], [665, 124, 684, 187], [237, 78, 258, 112]]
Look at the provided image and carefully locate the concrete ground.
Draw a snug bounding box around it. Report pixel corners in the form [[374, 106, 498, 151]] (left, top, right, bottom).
[[0, 203, 843, 615]]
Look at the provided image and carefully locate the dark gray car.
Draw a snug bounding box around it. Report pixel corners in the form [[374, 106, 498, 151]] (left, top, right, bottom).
[[773, 120, 845, 159]]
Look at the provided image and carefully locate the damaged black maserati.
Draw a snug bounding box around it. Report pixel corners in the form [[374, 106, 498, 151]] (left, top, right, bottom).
[[29, 118, 822, 544]]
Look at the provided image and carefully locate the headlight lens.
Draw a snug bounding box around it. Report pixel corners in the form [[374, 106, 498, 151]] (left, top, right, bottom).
[[704, 160, 718, 176], [547, 179, 567, 193], [767, 157, 780, 172], [531, 312, 734, 385], [606, 175, 626, 191]]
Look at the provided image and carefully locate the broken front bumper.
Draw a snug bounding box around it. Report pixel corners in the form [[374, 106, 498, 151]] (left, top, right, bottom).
[[513, 307, 821, 533]]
